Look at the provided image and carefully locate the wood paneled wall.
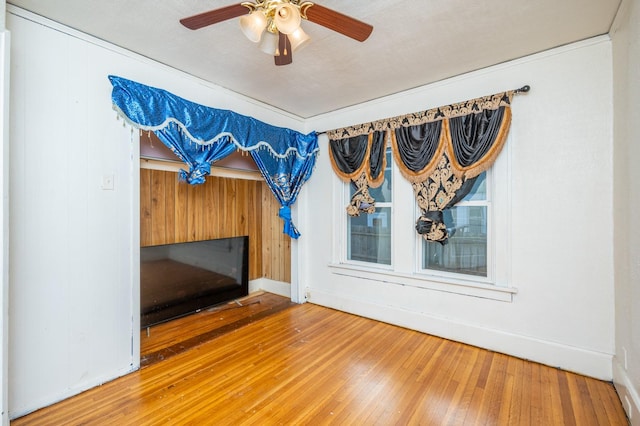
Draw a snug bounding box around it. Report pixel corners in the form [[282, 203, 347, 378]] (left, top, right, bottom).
[[261, 185, 291, 282], [140, 169, 290, 283]]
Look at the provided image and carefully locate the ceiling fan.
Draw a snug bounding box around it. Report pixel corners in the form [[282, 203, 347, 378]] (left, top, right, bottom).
[[180, 1, 373, 66]]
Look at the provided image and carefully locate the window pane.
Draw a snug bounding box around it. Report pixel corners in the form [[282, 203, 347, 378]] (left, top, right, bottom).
[[462, 172, 486, 201], [368, 150, 392, 202], [348, 207, 392, 265], [423, 206, 487, 276]]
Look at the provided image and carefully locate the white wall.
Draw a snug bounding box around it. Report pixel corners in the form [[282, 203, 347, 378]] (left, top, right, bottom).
[[2, 3, 626, 420], [6, 7, 304, 419], [0, 0, 8, 424], [303, 37, 615, 380], [612, 0, 640, 422]]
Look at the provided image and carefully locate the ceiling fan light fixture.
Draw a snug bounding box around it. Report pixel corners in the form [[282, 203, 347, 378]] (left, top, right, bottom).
[[258, 30, 279, 55], [289, 27, 310, 52], [239, 10, 268, 42], [180, 1, 374, 66], [273, 4, 301, 34]]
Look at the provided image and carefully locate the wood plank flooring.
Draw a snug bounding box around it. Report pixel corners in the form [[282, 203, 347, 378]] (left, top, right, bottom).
[[140, 292, 294, 367], [13, 294, 628, 425]]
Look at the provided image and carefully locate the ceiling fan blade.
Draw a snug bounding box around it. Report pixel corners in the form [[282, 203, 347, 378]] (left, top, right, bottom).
[[180, 3, 248, 30], [305, 4, 373, 42], [274, 33, 293, 66]]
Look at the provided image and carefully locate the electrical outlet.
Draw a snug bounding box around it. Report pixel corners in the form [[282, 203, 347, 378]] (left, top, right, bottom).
[[623, 346, 628, 371]]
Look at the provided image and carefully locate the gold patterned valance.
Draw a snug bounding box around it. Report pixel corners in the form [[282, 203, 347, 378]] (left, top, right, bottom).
[[326, 87, 527, 243], [390, 106, 513, 184], [329, 130, 387, 216], [327, 91, 514, 141]]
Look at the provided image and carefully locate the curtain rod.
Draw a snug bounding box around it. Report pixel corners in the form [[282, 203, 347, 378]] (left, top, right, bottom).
[[317, 84, 531, 136]]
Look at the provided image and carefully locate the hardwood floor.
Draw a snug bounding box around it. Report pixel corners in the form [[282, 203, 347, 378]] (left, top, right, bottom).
[[140, 292, 294, 367], [13, 294, 628, 425]]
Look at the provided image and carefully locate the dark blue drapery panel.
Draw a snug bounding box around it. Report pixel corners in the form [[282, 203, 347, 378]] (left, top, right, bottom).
[[153, 125, 238, 184], [109, 75, 319, 238], [251, 149, 316, 239]]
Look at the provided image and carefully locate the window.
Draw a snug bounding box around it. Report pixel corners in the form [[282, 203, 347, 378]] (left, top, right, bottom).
[[346, 148, 392, 265], [329, 102, 515, 300], [421, 171, 490, 278], [331, 146, 513, 301]]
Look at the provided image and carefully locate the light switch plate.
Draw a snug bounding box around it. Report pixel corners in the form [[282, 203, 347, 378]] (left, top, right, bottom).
[[102, 174, 114, 190]]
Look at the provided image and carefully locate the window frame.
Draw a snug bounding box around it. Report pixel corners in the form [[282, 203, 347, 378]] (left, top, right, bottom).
[[329, 134, 515, 301], [342, 146, 394, 269], [416, 169, 495, 284]]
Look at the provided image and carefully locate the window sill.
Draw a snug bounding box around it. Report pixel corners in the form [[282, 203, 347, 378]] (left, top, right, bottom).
[[328, 263, 517, 302]]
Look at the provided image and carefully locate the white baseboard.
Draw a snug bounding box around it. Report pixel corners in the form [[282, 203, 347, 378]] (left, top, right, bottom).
[[309, 289, 613, 381], [614, 359, 640, 424], [249, 278, 291, 299]]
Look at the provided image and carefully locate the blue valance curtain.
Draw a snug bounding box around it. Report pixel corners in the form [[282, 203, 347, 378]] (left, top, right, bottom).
[[109, 75, 319, 239]]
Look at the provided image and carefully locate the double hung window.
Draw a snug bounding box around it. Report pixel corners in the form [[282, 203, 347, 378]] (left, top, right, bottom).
[[421, 172, 490, 278], [346, 148, 392, 266], [331, 94, 514, 299], [335, 145, 512, 300], [343, 167, 492, 280]]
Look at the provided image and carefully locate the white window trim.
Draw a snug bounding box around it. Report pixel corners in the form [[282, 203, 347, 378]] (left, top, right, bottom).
[[416, 169, 494, 283], [330, 134, 516, 302], [339, 146, 394, 269], [327, 262, 516, 302]]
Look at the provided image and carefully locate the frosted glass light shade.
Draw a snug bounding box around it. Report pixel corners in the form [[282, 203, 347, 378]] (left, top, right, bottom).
[[258, 31, 279, 55], [274, 4, 301, 34], [239, 10, 268, 42], [289, 27, 310, 52]]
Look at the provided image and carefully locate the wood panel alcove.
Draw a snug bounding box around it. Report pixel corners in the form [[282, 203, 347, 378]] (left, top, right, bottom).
[[140, 168, 291, 283]]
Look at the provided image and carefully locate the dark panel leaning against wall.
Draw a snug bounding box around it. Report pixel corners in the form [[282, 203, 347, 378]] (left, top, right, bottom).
[[140, 168, 292, 283]]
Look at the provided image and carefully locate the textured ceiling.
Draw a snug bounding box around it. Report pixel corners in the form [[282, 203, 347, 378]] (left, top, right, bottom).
[[7, 0, 621, 118]]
